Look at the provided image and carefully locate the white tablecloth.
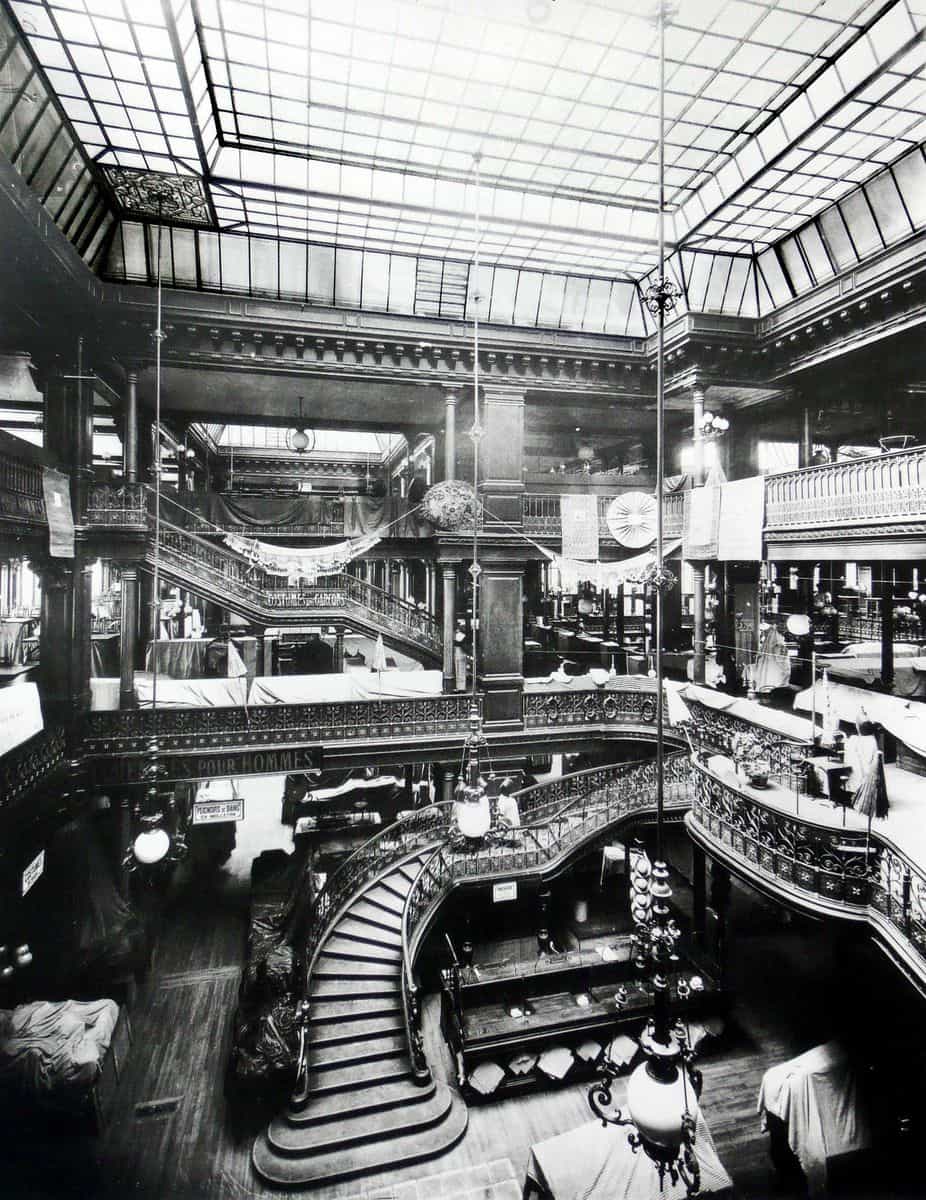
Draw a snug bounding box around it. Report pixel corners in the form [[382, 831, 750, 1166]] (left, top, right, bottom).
[[247, 669, 443, 705], [526, 1114, 732, 1200]]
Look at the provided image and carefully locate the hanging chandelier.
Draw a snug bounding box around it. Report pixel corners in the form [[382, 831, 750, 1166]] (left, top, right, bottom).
[[286, 397, 315, 454], [587, 5, 704, 1195]]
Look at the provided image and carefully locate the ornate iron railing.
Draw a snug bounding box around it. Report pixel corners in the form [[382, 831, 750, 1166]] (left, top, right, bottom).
[[398, 749, 691, 1087], [146, 517, 440, 653], [688, 758, 926, 979], [520, 491, 684, 541], [683, 696, 804, 779], [524, 678, 659, 728], [82, 694, 479, 760], [765, 445, 926, 531], [291, 801, 453, 1104], [85, 482, 147, 527], [0, 726, 68, 812]]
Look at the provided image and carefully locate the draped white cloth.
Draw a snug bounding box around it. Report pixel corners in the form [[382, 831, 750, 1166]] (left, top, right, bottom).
[[246, 670, 444, 706], [543, 538, 683, 593], [225, 531, 381, 583], [134, 675, 248, 708]]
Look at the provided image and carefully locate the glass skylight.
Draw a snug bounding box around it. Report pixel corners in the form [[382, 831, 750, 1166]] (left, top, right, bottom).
[[4, 0, 925, 308]]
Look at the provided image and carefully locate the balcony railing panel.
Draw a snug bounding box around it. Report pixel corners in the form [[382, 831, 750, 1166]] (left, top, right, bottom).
[[765, 446, 926, 531], [0, 443, 48, 529], [520, 492, 684, 542]]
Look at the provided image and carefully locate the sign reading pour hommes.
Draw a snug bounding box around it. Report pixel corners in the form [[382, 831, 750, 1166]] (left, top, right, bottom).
[[192, 799, 245, 825], [21, 849, 45, 897]]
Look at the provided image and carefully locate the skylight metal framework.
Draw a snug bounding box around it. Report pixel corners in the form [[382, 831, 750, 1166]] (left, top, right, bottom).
[[3, 0, 926, 322]]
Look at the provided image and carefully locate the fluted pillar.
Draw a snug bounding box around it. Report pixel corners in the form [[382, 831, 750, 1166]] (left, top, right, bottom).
[[441, 563, 457, 690], [443, 386, 459, 481], [119, 566, 138, 709], [124, 370, 138, 484], [691, 382, 707, 685]]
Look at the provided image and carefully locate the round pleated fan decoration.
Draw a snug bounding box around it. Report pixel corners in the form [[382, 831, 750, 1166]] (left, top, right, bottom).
[[606, 491, 657, 547], [421, 480, 480, 530]]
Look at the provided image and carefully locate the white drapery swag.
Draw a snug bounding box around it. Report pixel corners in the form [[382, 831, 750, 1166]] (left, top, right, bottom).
[[541, 538, 683, 593], [225, 531, 382, 583]]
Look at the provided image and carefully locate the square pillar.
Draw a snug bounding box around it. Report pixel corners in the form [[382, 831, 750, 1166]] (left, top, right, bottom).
[[478, 557, 524, 731], [480, 386, 524, 529]]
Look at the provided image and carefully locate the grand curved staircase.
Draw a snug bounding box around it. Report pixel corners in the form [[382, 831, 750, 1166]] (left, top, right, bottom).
[[253, 850, 468, 1185], [252, 752, 692, 1187], [143, 511, 441, 663]]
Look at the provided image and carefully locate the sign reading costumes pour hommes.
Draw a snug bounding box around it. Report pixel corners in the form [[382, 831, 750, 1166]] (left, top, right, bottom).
[[560, 494, 599, 560]]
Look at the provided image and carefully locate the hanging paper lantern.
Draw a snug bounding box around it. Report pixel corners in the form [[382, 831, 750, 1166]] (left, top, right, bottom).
[[606, 492, 657, 547], [421, 480, 480, 530]]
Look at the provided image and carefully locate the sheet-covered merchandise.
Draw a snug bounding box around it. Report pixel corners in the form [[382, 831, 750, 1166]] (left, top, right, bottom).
[[758, 1041, 872, 1195], [247, 670, 443, 705], [0, 998, 118, 1108], [134, 674, 248, 708]]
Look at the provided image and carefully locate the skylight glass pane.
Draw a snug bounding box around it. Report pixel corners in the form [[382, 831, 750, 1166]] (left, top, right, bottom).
[[279, 240, 307, 298], [757, 248, 793, 307], [797, 224, 834, 282], [779, 238, 813, 292], [893, 149, 926, 228], [864, 169, 912, 244], [537, 274, 567, 326], [839, 189, 883, 257], [819, 205, 857, 270], [334, 248, 362, 307], [513, 271, 542, 326], [361, 251, 389, 309]]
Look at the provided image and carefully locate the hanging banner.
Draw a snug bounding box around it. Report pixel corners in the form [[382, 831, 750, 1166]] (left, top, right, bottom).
[[559, 494, 599, 561], [683, 484, 720, 560], [718, 476, 765, 561], [42, 467, 74, 557]]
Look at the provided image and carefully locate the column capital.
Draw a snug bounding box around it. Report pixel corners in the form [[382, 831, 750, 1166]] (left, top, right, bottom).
[[442, 383, 462, 403]]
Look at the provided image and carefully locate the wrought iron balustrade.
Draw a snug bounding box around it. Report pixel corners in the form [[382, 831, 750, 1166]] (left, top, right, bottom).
[[523, 678, 659, 728], [398, 749, 692, 1085], [85, 482, 147, 527], [145, 517, 440, 652], [765, 446, 926, 531], [0, 726, 67, 812], [82, 693, 479, 761]]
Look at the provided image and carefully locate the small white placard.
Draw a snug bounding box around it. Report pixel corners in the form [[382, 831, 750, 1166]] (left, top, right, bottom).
[[493, 881, 517, 903], [21, 849, 45, 897], [192, 799, 245, 825]]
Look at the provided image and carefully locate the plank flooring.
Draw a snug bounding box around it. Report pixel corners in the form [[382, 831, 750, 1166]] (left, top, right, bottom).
[[4, 773, 922, 1199]]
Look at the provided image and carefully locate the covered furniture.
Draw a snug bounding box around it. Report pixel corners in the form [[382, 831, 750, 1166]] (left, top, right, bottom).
[[758, 1041, 873, 1196], [0, 616, 37, 666], [90, 633, 120, 678], [144, 638, 210, 678], [524, 1114, 733, 1199], [0, 999, 131, 1130]]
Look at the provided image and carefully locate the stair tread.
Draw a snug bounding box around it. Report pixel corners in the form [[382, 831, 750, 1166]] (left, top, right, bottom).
[[309, 998, 402, 1023], [305, 1056, 411, 1095], [362, 886, 406, 915], [334, 917, 402, 946], [283, 1076, 437, 1125], [309, 1016, 404, 1046], [346, 900, 403, 931], [253, 1087, 468, 1184], [315, 956, 400, 979], [266, 1081, 452, 1153], [310, 982, 400, 1002], [309, 1032, 406, 1070], [321, 936, 403, 963]]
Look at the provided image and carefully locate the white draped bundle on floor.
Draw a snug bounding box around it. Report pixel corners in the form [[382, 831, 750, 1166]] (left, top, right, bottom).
[[225, 531, 382, 584]]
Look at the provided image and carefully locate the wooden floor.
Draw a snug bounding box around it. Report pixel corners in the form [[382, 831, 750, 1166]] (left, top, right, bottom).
[[3, 774, 921, 1200]]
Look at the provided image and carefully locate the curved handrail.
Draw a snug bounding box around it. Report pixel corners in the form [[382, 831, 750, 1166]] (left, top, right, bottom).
[[399, 749, 692, 1084], [144, 511, 439, 650], [290, 799, 453, 1104], [687, 756, 926, 987]]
